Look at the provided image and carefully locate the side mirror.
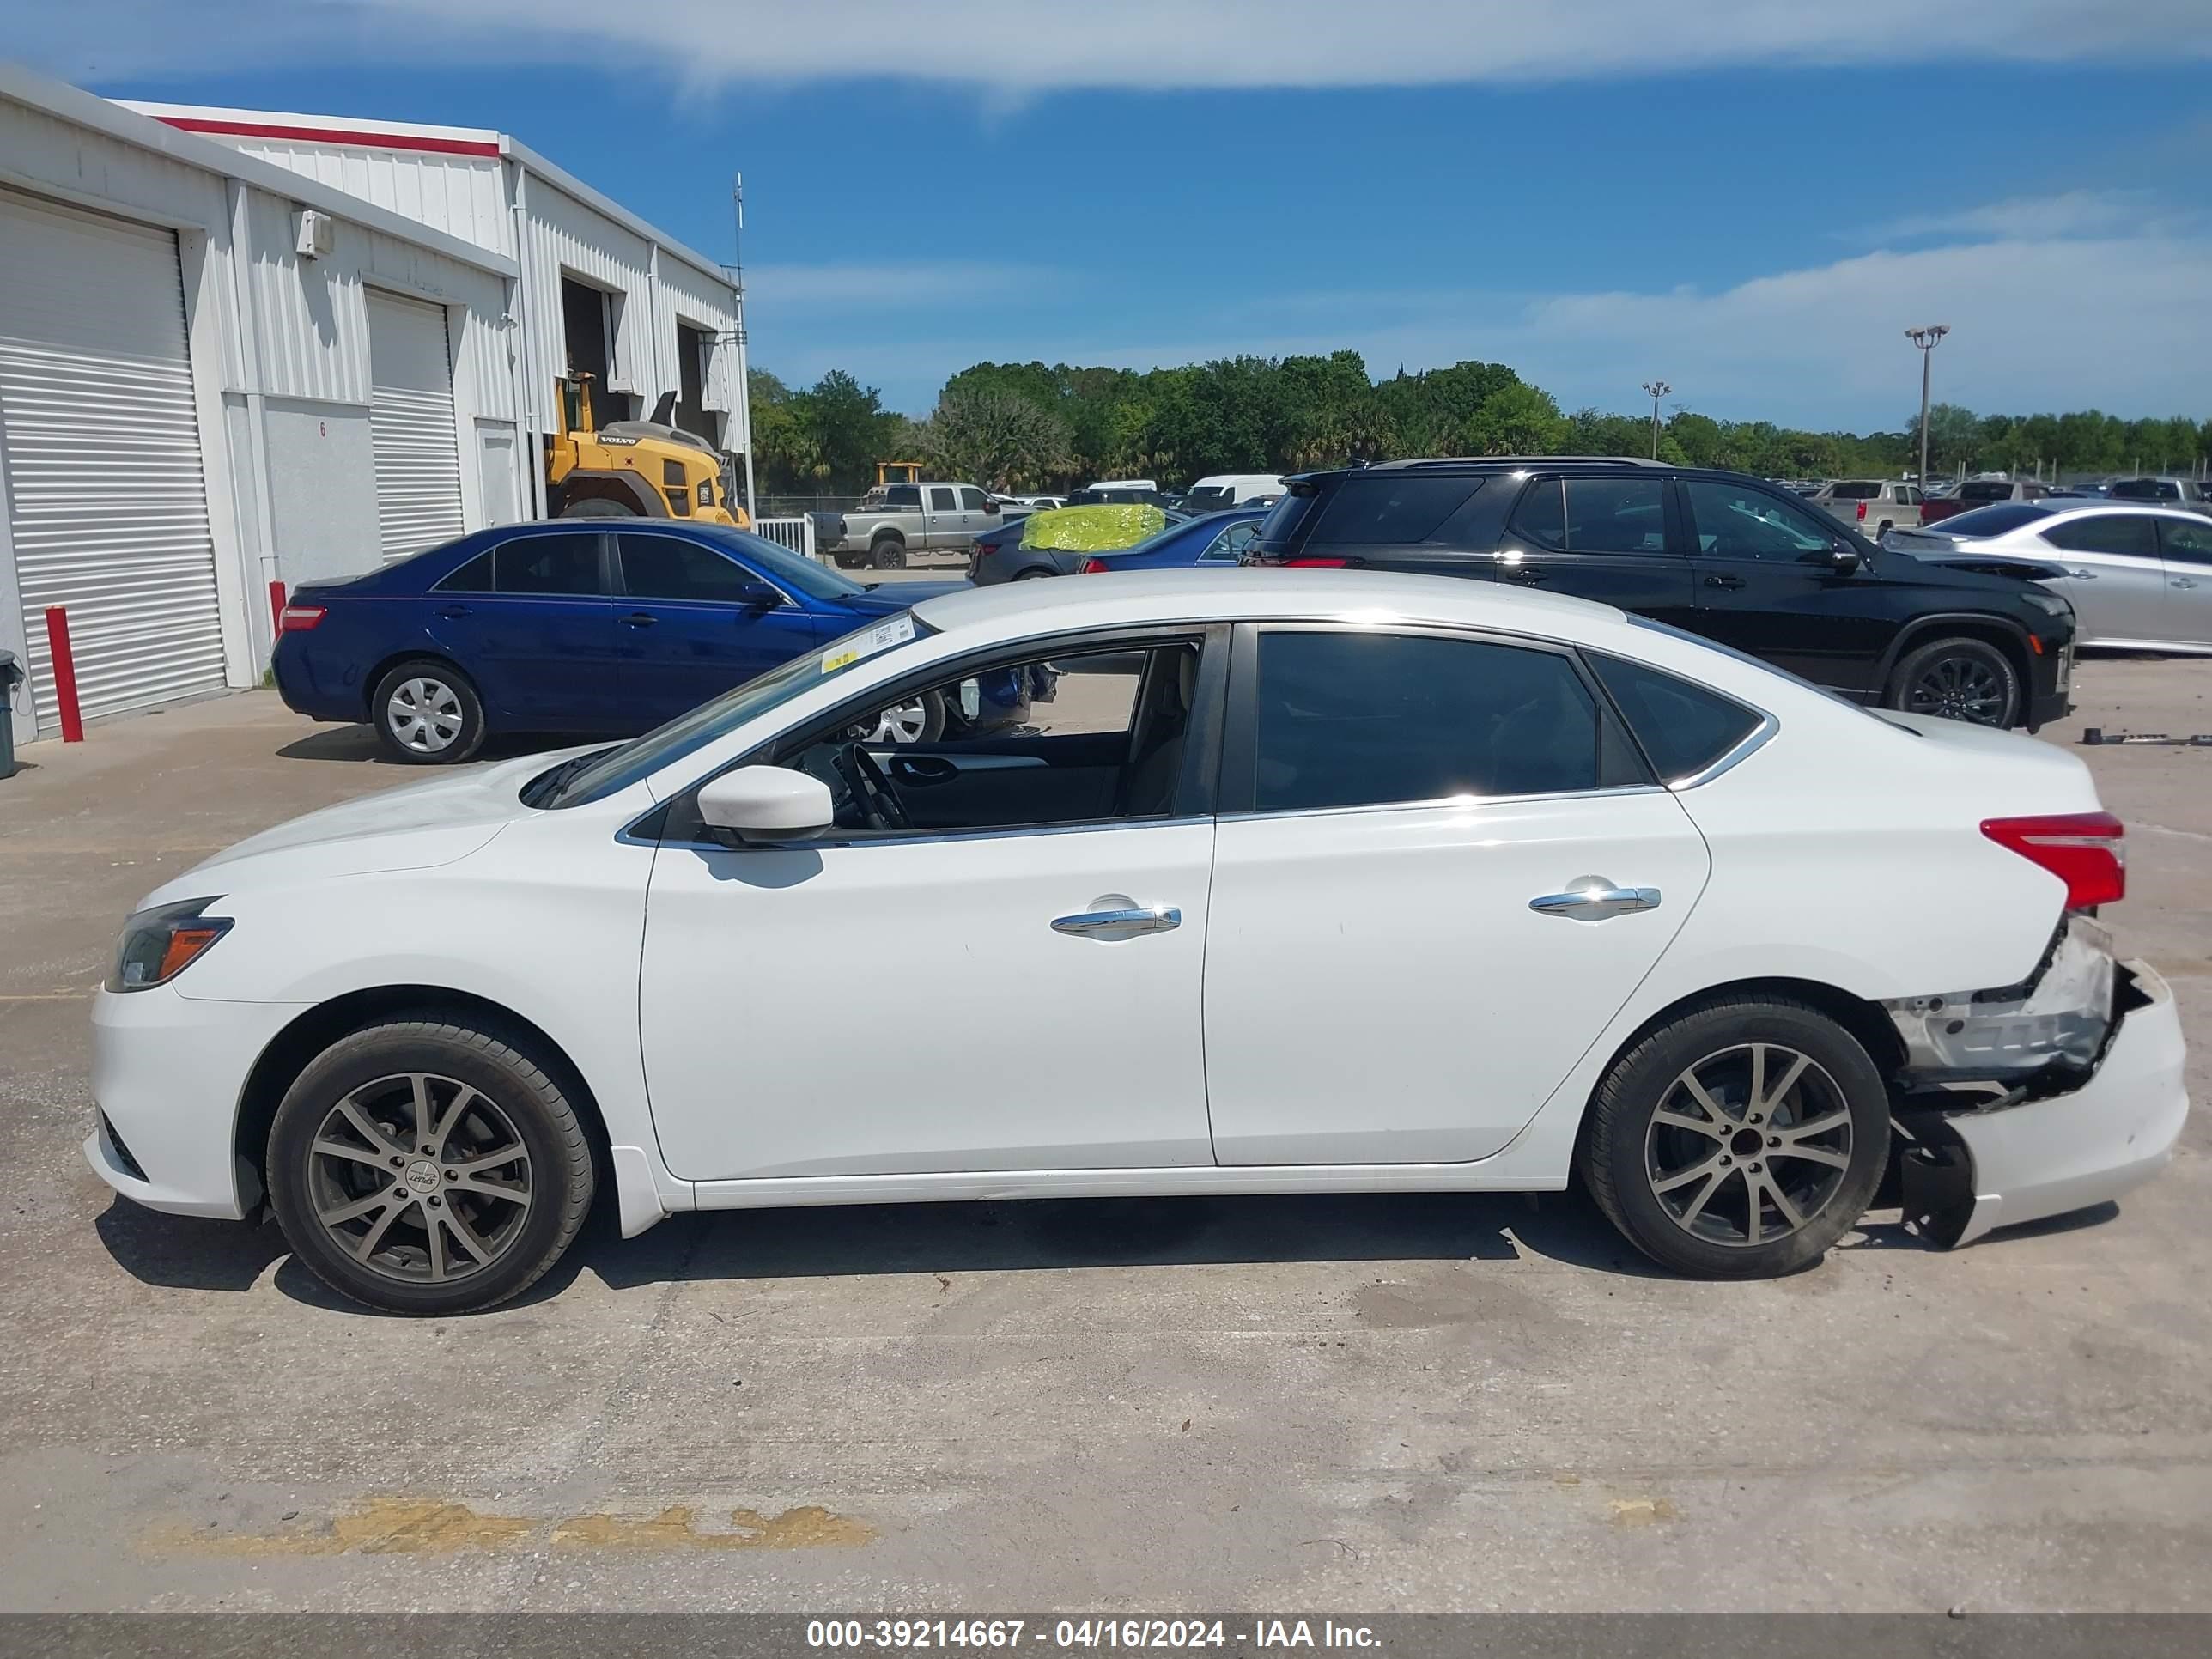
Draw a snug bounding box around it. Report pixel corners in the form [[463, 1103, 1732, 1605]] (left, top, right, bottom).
[[1828, 545, 1861, 574], [696, 765, 834, 845], [983, 501, 1001, 515], [732, 578, 783, 608]]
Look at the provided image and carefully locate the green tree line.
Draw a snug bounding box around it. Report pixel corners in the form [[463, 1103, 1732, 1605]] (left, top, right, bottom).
[[749, 356, 2211, 497]]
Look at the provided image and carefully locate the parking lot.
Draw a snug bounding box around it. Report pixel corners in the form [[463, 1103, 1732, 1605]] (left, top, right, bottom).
[[0, 649, 2207, 1613]]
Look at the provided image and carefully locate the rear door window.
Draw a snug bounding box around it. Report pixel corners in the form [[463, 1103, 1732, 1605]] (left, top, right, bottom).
[[1305, 477, 1479, 546], [928, 486, 957, 513], [493, 533, 605, 595], [1245, 630, 1642, 810], [434, 550, 495, 593], [2155, 517, 2212, 565], [1588, 654, 1765, 783], [2040, 515, 2160, 559]]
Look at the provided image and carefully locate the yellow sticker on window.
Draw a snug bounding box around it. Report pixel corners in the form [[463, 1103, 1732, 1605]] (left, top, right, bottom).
[[821, 613, 915, 676]]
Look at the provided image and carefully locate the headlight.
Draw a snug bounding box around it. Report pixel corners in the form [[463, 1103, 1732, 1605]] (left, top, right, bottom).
[[107, 898, 232, 992]]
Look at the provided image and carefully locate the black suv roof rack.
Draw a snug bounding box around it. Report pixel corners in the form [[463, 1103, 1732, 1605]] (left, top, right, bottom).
[[1367, 454, 1667, 471]]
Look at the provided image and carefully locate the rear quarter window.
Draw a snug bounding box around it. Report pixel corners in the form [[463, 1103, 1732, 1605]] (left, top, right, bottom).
[[1305, 477, 1480, 546], [1588, 653, 1765, 784]]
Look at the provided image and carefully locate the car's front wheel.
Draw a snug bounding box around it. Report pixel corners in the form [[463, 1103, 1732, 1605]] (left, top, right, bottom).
[[1885, 635, 2021, 727], [266, 1017, 597, 1315], [1578, 995, 1888, 1279], [370, 659, 486, 763]]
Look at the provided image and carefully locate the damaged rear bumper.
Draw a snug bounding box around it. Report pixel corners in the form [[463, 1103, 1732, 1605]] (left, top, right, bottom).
[[1898, 955, 2187, 1247]]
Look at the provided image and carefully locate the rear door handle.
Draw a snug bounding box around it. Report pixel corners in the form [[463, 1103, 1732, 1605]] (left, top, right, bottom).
[[2175, 577, 2199, 590], [622, 611, 659, 627], [437, 605, 471, 620], [1702, 574, 1747, 591], [1051, 902, 1181, 939], [1529, 878, 1661, 921], [2068, 568, 2098, 580]]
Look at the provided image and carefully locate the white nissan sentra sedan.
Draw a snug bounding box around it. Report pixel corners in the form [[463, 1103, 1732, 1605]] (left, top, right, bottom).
[[88, 572, 2186, 1314]]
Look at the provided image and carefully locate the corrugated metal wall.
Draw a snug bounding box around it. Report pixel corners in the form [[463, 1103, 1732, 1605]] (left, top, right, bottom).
[[522, 179, 652, 415], [655, 255, 740, 416], [233, 188, 514, 423], [222, 140, 511, 256]]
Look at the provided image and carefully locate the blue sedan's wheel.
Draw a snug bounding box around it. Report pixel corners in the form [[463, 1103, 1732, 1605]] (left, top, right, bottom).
[[372, 659, 486, 764]]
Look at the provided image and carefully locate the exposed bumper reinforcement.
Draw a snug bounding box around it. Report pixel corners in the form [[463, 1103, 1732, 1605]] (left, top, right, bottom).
[[1902, 959, 2187, 1247]]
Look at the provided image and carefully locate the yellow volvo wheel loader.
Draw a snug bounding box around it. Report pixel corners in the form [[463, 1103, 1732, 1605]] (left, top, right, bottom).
[[548, 374, 749, 528]]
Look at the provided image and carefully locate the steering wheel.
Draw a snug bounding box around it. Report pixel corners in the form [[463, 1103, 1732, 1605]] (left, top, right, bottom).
[[833, 741, 912, 832]]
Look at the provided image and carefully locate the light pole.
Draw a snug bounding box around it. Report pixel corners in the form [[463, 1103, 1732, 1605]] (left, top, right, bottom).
[[1905, 325, 1948, 486], [1640, 380, 1670, 459]]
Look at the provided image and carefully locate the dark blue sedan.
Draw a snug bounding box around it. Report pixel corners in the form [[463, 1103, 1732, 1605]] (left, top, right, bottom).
[[1074, 508, 1267, 574], [275, 521, 969, 763]]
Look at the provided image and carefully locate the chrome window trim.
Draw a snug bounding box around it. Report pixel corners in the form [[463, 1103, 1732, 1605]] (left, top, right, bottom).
[[1661, 708, 1778, 791], [1218, 781, 1668, 829]]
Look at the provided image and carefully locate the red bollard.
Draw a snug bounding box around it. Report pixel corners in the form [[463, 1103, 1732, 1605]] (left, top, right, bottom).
[[269, 580, 287, 640], [44, 605, 83, 743]]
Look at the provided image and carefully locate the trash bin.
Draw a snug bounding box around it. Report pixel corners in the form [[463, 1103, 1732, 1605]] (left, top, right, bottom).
[[0, 651, 20, 780]]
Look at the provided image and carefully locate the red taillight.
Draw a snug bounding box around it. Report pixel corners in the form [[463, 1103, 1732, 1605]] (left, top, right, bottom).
[[1855, 501, 1868, 520], [278, 605, 325, 632], [1079, 558, 1109, 574], [1285, 556, 1351, 568], [1981, 811, 2125, 908]]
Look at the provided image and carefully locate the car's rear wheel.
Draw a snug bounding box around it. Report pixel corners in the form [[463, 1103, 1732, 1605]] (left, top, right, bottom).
[[1579, 995, 1889, 1279], [267, 1017, 597, 1315], [1886, 635, 2021, 726], [1012, 567, 1054, 580], [370, 659, 485, 763], [870, 537, 907, 569]]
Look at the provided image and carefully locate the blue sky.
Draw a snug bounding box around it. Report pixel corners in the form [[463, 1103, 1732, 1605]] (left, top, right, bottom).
[[23, 0, 2212, 431]]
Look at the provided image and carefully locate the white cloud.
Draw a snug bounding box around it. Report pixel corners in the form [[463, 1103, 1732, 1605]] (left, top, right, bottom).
[[762, 227, 2212, 426], [24, 0, 2212, 88]]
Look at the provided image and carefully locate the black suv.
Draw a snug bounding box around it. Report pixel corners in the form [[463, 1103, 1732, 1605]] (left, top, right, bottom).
[[1243, 458, 2074, 729]]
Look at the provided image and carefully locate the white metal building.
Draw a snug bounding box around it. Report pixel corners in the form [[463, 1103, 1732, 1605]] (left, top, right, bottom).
[[123, 100, 752, 523], [0, 63, 748, 752]]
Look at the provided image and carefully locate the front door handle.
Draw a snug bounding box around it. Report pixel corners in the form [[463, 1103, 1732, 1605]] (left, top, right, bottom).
[[1504, 566, 1547, 585], [621, 611, 659, 627], [437, 605, 471, 620], [1703, 574, 1747, 591], [1051, 901, 1181, 939], [2068, 568, 2098, 580], [2174, 577, 2199, 590], [1529, 877, 1661, 921]]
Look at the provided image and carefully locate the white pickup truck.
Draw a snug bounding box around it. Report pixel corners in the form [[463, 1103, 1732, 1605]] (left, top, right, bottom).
[[817, 482, 1001, 569]]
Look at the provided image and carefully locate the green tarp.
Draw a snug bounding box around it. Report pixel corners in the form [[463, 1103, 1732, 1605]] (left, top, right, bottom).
[[1018, 503, 1166, 553]]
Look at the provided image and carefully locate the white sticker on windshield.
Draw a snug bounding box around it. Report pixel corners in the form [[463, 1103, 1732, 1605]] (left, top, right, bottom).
[[822, 611, 915, 675]]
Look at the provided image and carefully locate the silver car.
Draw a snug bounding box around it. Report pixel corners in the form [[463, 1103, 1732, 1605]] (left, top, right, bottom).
[[1808, 478, 1924, 538], [1887, 501, 2212, 653]]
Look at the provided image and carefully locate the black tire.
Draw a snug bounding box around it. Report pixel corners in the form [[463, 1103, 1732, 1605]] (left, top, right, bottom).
[[1012, 567, 1054, 580], [561, 497, 635, 519], [869, 537, 907, 569], [369, 659, 486, 764], [266, 1016, 597, 1316], [1578, 994, 1889, 1279], [1875, 519, 1893, 538], [1884, 635, 2021, 727], [831, 550, 866, 570]]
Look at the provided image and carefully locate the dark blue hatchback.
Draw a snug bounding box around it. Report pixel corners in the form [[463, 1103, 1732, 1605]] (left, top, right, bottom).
[[275, 521, 966, 763]]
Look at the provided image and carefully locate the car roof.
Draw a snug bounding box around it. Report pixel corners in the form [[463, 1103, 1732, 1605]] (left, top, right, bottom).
[[911, 568, 1623, 639]]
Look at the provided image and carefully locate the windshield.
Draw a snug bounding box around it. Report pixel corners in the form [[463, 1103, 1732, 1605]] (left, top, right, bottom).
[[538, 610, 935, 808], [684, 526, 868, 602]]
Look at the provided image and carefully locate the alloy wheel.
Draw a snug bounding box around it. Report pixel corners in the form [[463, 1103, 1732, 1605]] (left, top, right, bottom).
[[1643, 1042, 1855, 1248], [1905, 656, 2007, 724], [386, 678, 465, 753], [862, 699, 929, 744], [304, 1073, 533, 1285]]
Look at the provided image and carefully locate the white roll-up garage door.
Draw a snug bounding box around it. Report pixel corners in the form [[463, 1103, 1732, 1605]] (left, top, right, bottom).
[[366, 289, 465, 562], [0, 191, 223, 732]]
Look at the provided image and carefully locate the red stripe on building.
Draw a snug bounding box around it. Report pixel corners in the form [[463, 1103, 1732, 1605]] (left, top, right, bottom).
[[155, 116, 501, 158]]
